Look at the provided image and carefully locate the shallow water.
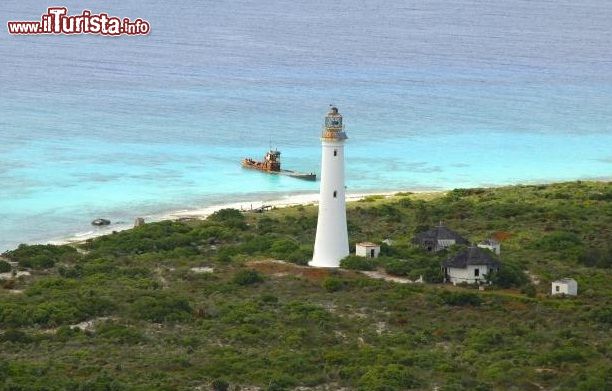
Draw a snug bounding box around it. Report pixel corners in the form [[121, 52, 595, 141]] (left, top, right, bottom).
[[1, 0, 611, 251]]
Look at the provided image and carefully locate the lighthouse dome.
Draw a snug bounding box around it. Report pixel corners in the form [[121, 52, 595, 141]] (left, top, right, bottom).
[[322, 106, 347, 140]]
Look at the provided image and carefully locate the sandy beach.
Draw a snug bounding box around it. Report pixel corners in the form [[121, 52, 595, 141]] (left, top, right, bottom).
[[46, 189, 436, 248]]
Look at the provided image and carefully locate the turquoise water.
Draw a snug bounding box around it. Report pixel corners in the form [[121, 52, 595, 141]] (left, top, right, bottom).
[[1, 0, 611, 251]]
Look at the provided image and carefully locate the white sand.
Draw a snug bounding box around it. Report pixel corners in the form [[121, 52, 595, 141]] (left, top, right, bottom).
[[0, 270, 30, 280], [47, 189, 429, 247]]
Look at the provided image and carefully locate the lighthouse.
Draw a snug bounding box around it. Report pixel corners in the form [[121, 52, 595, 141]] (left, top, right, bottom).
[[310, 106, 349, 268]]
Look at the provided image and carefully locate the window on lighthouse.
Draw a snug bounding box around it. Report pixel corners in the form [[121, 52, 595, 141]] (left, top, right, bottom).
[[333, 191, 337, 198], [333, 149, 337, 156]]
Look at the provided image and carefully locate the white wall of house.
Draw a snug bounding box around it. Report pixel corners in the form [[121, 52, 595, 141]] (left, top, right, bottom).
[[446, 264, 495, 284], [478, 242, 501, 255], [356, 244, 380, 258], [551, 280, 578, 296]]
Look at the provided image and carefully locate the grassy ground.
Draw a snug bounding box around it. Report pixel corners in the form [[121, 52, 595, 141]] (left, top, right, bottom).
[[0, 181, 610, 391]]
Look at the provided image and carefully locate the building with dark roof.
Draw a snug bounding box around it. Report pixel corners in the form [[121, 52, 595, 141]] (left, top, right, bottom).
[[442, 246, 501, 284], [412, 223, 469, 252]]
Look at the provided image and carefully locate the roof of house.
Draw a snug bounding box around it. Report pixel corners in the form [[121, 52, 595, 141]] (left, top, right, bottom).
[[442, 246, 501, 269], [356, 242, 379, 248], [553, 278, 577, 284], [413, 225, 469, 244]]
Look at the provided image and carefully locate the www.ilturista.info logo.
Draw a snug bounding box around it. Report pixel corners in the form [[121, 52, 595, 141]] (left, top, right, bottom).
[[7, 7, 150, 36]]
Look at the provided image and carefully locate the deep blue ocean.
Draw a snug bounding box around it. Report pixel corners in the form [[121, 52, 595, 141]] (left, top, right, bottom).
[[1, 0, 611, 251]]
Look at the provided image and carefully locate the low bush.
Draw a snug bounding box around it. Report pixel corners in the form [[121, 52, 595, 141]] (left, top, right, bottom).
[[209, 208, 247, 229], [590, 308, 612, 325], [232, 270, 264, 286], [438, 290, 482, 306], [0, 260, 11, 273], [535, 231, 583, 251], [359, 364, 419, 390], [340, 255, 376, 271], [537, 347, 586, 365], [360, 195, 385, 202], [285, 248, 311, 265], [0, 329, 33, 343], [382, 258, 411, 276], [131, 295, 193, 322], [578, 246, 611, 268], [5, 244, 78, 269], [489, 263, 528, 288], [269, 238, 300, 259], [96, 322, 145, 344], [521, 284, 537, 297], [211, 379, 229, 391], [322, 277, 345, 292]]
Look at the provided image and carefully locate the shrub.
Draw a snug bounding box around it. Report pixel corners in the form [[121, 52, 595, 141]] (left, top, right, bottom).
[[422, 266, 444, 283], [96, 322, 145, 344], [489, 263, 528, 288], [340, 255, 376, 271], [211, 379, 229, 391], [269, 238, 300, 259], [535, 232, 582, 251], [537, 347, 586, 365], [232, 270, 264, 286], [322, 277, 344, 292], [131, 295, 192, 322], [266, 381, 287, 391], [360, 195, 385, 202], [22, 255, 55, 269], [588, 189, 612, 201], [217, 246, 239, 262], [6, 244, 78, 269], [577, 247, 611, 268], [0, 359, 8, 379], [382, 259, 411, 276], [285, 248, 311, 265], [590, 308, 612, 325], [521, 284, 537, 297], [0, 329, 33, 343], [78, 373, 126, 391], [0, 260, 11, 273], [209, 208, 246, 229], [467, 329, 504, 351], [439, 290, 482, 306], [398, 197, 412, 208], [359, 364, 419, 390]]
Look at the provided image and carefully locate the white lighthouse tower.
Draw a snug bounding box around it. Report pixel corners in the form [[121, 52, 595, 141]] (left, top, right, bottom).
[[310, 106, 349, 268]]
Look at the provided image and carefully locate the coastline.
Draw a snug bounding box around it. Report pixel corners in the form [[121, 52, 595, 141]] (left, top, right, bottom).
[[17, 177, 610, 252], [45, 189, 441, 249]]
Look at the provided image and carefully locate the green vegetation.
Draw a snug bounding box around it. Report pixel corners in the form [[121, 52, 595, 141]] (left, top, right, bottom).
[[0, 261, 11, 273], [232, 269, 264, 285], [7, 244, 77, 269], [0, 181, 610, 390], [489, 261, 528, 288], [340, 255, 376, 271]]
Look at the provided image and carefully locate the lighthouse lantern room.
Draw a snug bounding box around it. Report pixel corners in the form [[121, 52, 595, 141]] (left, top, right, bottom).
[[310, 106, 349, 268]]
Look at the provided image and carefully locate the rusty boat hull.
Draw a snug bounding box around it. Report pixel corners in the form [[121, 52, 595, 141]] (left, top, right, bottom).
[[241, 159, 316, 181]]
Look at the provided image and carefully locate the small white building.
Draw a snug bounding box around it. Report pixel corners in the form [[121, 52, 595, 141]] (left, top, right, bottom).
[[477, 239, 501, 255], [355, 242, 380, 259], [551, 278, 578, 296], [442, 246, 500, 285]]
